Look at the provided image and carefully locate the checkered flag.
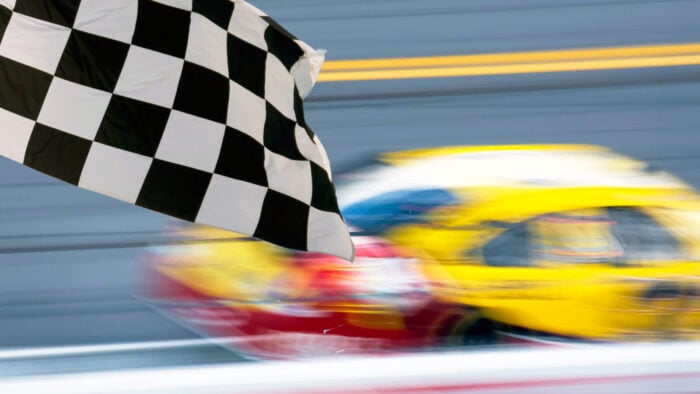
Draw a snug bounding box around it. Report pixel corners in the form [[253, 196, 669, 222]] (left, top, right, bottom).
[[0, 0, 354, 260]]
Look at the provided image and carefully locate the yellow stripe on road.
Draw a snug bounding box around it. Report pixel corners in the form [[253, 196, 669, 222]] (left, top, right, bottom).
[[319, 43, 700, 82]]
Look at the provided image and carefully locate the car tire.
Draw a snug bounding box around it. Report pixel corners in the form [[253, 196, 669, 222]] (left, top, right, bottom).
[[444, 310, 499, 348], [460, 318, 498, 347]]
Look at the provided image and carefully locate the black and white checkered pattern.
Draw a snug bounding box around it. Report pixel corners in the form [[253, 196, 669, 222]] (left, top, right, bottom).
[[0, 0, 354, 260]]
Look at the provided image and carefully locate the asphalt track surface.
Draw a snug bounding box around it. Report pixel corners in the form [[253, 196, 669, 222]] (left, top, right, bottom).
[[0, 0, 699, 375]]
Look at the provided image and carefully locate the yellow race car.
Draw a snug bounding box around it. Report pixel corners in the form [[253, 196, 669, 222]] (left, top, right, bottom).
[[142, 144, 700, 356], [344, 144, 700, 344]]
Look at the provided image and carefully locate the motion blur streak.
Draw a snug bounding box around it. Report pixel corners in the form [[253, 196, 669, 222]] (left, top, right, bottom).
[[319, 42, 700, 81], [2, 342, 700, 394], [0, 338, 232, 361]]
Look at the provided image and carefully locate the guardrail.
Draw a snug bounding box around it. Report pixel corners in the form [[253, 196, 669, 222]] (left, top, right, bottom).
[[1, 342, 699, 393]]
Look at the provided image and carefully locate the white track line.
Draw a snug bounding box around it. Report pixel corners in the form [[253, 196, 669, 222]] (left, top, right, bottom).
[[0, 332, 342, 361], [0, 337, 246, 361]]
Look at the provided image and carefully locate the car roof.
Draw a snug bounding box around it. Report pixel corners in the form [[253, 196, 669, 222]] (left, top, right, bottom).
[[338, 144, 691, 208]]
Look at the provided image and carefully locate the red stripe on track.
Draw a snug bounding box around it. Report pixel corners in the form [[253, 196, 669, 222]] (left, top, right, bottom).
[[317, 371, 700, 394]]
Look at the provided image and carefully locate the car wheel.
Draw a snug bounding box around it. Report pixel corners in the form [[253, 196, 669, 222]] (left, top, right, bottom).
[[460, 318, 498, 347], [444, 310, 499, 348]]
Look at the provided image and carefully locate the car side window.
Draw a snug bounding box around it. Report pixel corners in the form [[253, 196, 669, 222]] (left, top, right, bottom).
[[481, 224, 532, 267], [480, 207, 683, 267], [607, 207, 682, 262]]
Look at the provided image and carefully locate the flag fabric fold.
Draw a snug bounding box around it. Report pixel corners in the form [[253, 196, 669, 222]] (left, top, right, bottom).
[[0, 0, 354, 260]]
